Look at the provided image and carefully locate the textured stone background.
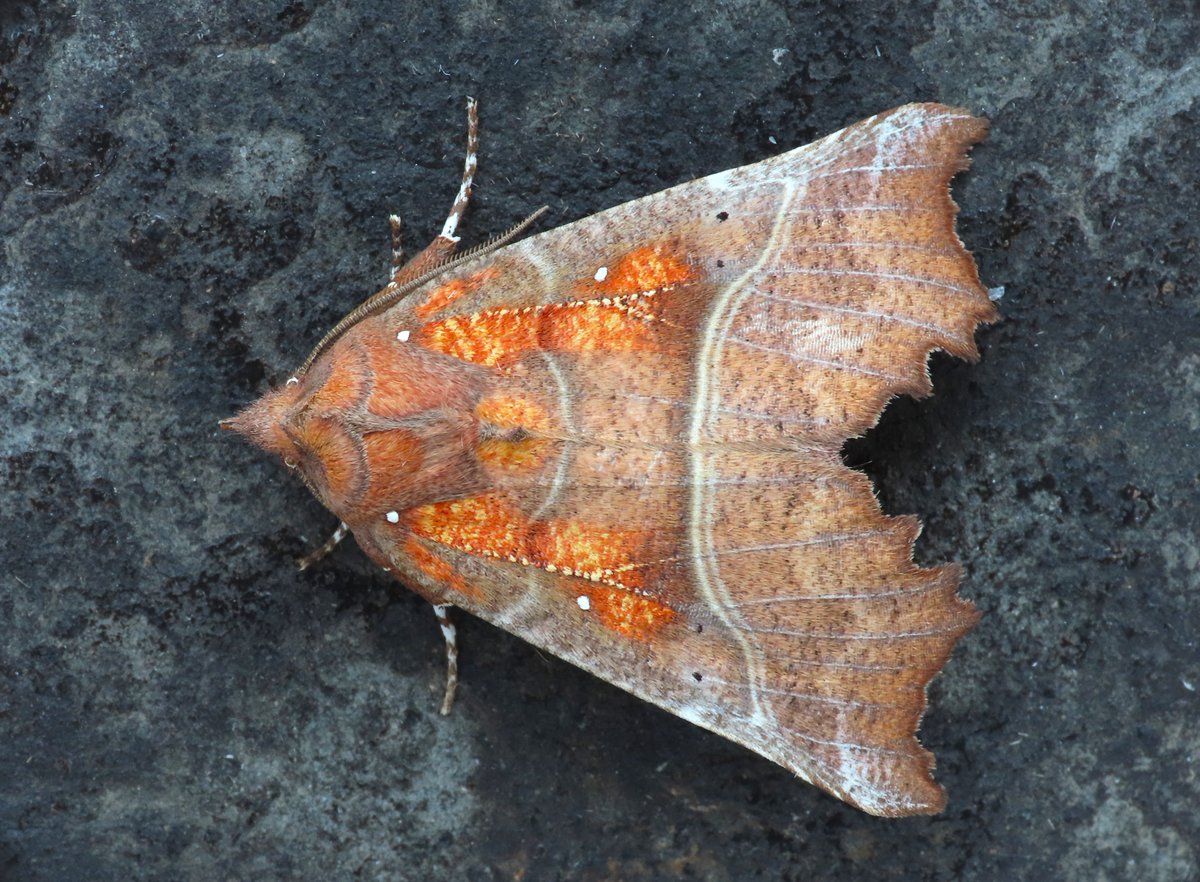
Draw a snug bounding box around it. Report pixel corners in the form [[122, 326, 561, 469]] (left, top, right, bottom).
[[2, 1, 1197, 880]]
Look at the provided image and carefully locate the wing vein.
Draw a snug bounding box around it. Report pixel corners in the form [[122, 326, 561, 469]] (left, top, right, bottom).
[[736, 570, 956, 603], [705, 676, 914, 710], [616, 390, 827, 428], [735, 621, 968, 640], [806, 162, 941, 181], [727, 336, 906, 382], [749, 289, 970, 347], [612, 529, 892, 574], [766, 266, 980, 298]]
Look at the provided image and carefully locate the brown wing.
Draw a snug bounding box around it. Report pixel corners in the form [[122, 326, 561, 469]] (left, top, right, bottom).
[[353, 103, 994, 815], [389, 103, 994, 446], [356, 438, 974, 815]]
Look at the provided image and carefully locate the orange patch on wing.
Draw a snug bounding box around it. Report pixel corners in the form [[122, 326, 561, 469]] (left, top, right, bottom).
[[406, 494, 672, 639], [537, 519, 646, 589], [476, 393, 552, 432], [475, 393, 556, 472], [403, 535, 480, 598], [539, 297, 660, 354], [596, 244, 694, 294], [415, 266, 501, 319], [408, 494, 525, 559], [418, 311, 536, 367], [579, 585, 676, 640], [407, 494, 648, 590], [476, 436, 552, 473], [418, 296, 664, 368]]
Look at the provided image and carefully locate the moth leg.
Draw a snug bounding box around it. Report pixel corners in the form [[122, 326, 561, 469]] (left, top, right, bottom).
[[388, 97, 479, 287], [297, 521, 349, 571], [432, 603, 459, 716]]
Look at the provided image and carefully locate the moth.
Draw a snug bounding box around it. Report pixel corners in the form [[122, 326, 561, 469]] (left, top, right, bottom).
[[224, 99, 997, 816]]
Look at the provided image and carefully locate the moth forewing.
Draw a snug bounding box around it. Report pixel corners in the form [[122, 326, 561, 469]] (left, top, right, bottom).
[[225, 101, 995, 816]]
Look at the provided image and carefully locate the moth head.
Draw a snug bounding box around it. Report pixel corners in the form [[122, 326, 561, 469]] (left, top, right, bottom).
[[220, 378, 308, 467], [221, 355, 375, 516]]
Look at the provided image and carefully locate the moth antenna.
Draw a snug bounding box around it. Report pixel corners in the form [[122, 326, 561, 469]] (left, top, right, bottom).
[[388, 97, 478, 286], [388, 214, 404, 270], [296, 205, 549, 375], [454, 204, 549, 263], [438, 96, 479, 244]]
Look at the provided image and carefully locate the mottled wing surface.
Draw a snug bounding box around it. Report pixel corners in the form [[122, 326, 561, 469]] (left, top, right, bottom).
[[364, 104, 995, 815]]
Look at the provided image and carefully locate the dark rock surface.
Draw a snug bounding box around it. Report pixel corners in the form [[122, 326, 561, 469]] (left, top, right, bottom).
[[2, 1, 1196, 879]]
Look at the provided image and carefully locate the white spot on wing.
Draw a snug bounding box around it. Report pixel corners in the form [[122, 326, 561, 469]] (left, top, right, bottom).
[[397, 329, 411, 342], [576, 595, 591, 611], [385, 511, 400, 524], [594, 266, 608, 282]]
